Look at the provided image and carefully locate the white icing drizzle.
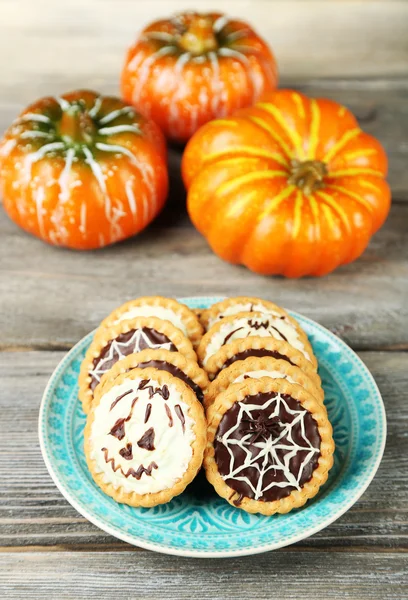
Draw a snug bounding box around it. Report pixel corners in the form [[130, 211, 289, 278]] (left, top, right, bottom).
[[233, 370, 296, 385], [89, 328, 175, 386], [207, 302, 284, 328], [113, 306, 188, 335], [90, 377, 195, 495], [217, 393, 320, 500], [203, 315, 310, 365]]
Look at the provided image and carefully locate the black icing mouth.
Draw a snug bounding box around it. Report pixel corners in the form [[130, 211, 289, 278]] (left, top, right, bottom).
[[101, 447, 158, 480]]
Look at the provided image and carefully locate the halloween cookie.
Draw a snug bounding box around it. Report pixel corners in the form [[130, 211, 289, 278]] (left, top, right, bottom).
[[79, 316, 196, 414], [198, 312, 317, 370], [201, 296, 296, 331], [204, 356, 324, 410], [97, 348, 209, 404], [85, 368, 206, 507], [203, 335, 320, 385], [204, 377, 334, 515], [99, 296, 204, 347]]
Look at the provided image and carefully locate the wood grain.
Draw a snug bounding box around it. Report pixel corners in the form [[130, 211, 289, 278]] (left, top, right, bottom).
[[0, 198, 406, 351], [1, 0, 407, 87], [1, 551, 408, 600], [0, 350, 406, 550]]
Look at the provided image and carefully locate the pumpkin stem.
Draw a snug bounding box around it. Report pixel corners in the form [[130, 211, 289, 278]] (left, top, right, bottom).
[[59, 104, 96, 146], [287, 159, 328, 196], [177, 16, 218, 55]]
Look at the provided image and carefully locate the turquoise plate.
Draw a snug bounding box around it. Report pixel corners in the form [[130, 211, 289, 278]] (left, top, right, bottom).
[[39, 296, 386, 557]]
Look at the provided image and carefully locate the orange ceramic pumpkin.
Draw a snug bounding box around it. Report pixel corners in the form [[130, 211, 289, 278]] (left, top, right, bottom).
[[182, 89, 391, 277], [0, 90, 168, 249], [121, 12, 278, 143]]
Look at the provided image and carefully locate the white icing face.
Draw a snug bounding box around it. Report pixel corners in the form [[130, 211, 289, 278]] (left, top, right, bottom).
[[90, 377, 195, 495], [208, 303, 283, 329], [115, 306, 188, 335], [203, 315, 310, 366], [233, 370, 296, 385]]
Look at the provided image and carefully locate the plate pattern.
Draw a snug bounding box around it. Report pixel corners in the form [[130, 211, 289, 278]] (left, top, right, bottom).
[[39, 296, 386, 557]]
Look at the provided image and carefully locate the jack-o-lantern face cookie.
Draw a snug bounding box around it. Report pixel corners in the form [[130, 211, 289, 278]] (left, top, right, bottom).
[[98, 296, 204, 347], [85, 368, 206, 507], [97, 349, 209, 403], [204, 378, 334, 515], [79, 316, 196, 414], [200, 297, 296, 331], [204, 356, 324, 410], [197, 312, 317, 371]]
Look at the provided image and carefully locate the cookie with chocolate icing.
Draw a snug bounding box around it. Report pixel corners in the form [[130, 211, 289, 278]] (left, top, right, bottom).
[[97, 348, 209, 404], [201, 297, 296, 331], [98, 296, 204, 347], [198, 312, 317, 372], [204, 377, 334, 515], [85, 368, 206, 507], [203, 335, 320, 388], [204, 356, 324, 410], [79, 316, 197, 414]]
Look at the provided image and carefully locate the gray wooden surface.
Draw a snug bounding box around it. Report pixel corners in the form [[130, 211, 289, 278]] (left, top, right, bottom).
[[1, 0, 407, 598]]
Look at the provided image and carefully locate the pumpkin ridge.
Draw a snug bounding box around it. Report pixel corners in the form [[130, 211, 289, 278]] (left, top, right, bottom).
[[291, 190, 303, 239], [248, 116, 292, 159], [315, 190, 352, 235], [203, 146, 288, 167], [255, 186, 295, 223], [326, 184, 374, 215], [217, 170, 287, 197], [328, 167, 383, 178], [307, 99, 320, 160], [323, 128, 361, 163], [256, 103, 304, 158]]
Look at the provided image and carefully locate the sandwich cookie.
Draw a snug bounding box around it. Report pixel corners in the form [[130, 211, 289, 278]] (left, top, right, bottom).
[[85, 368, 206, 507]]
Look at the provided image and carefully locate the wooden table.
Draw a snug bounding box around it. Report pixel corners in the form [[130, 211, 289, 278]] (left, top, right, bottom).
[[0, 1, 407, 598]]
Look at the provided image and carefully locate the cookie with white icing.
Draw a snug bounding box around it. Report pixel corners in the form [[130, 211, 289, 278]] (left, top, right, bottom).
[[79, 316, 196, 414], [197, 312, 317, 371], [98, 296, 204, 347], [203, 335, 320, 386], [85, 368, 206, 507], [97, 349, 209, 403], [201, 297, 296, 331], [204, 377, 334, 515], [204, 356, 324, 410]]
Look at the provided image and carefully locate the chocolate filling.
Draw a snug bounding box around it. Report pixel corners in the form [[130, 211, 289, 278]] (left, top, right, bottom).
[[137, 359, 204, 402], [90, 328, 177, 391], [214, 392, 321, 504], [220, 349, 295, 373]]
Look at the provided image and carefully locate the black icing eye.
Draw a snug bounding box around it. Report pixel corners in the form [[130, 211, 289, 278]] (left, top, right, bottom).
[[137, 427, 156, 451]]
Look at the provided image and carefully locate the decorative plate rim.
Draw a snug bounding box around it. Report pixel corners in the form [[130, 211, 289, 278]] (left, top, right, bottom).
[[38, 296, 386, 558]]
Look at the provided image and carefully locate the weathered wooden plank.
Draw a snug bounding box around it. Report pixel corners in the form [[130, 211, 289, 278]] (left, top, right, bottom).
[[0, 199, 406, 351], [1, 0, 407, 85], [0, 350, 406, 549], [0, 550, 407, 599]]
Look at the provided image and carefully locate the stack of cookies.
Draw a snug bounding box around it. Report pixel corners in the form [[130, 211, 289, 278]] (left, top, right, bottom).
[[80, 295, 334, 515], [79, 296, 208, 508], [198, 297, 334, 515]]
